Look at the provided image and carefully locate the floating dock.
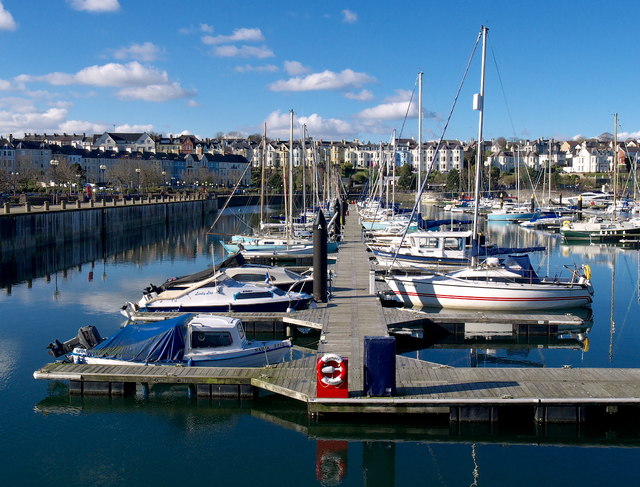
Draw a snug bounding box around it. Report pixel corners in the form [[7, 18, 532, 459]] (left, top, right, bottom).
[[33, 204, 640, 423]]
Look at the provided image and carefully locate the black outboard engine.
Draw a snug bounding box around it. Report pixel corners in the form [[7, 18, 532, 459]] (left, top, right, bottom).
[[47, 325, 103, 358]]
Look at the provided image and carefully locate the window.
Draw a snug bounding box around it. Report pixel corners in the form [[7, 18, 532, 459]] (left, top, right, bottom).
[[191, 331, 233, 348]]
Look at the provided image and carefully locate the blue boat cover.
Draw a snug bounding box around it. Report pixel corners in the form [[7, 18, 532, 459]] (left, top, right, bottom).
[[504, 254, 541, 283], [420, 217, 472, 230], [471, 238, 545, 257], [86, 314, 193, 363]]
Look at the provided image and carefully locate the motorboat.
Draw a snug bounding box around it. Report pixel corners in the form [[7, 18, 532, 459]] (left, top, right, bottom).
[[560, 216, 640, 242], [47, 314, 292, 367], [369, 230, 544, 271], [149, 253, 314, 295], [222, 236, 339, 254], [127, 267, 313, 314], [385, 255, 593, 311]]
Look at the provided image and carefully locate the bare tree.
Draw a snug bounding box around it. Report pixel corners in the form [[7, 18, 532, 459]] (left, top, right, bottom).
[[106, 161, 136, 192]]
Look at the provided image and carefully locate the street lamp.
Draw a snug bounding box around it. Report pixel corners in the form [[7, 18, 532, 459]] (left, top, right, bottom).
[[99, 164, 106, 185], [49, 160, 59, 204], [135, 168, 141, 192]]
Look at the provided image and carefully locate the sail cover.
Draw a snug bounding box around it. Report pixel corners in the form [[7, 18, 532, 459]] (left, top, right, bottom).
[[86, 314, 192, 363]]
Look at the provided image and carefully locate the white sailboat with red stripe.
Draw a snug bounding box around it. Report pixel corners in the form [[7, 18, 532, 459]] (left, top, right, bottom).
[[386, 255, 593, 311]]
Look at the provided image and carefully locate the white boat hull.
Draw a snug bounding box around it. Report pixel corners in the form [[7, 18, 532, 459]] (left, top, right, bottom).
[[387, 276, 593, 311]]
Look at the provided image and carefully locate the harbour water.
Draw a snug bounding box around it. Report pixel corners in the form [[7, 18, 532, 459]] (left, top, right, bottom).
[[2, 205, 640, 486]]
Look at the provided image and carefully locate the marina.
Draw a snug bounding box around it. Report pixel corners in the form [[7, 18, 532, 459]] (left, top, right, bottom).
[[3, 196, 640, 487], [33, 204, 638, 424]]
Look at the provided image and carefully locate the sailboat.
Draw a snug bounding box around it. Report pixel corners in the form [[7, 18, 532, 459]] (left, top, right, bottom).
[[222, 111, 340, 256], [560, 114, 640, 243], [385, 26, 594, 311]]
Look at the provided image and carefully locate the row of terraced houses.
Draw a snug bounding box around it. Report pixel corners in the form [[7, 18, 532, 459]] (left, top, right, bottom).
[[1, 132, 637, 187]]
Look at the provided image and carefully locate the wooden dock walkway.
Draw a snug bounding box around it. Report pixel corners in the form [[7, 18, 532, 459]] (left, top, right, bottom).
[[32, 203, 640, 423]]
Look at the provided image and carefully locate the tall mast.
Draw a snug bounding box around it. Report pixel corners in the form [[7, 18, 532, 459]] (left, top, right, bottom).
[[392, 129, 397, 210], [471, 26, 488, 266], [260, 122, 266, 227], [613, 113, 618, 220], [288, 109, 294, 239], [548, 138, 553, 204], [417, 72, 423, 207], [301, 124, 307, 215]]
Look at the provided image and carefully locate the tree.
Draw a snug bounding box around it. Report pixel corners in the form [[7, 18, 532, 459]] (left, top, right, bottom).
[[445, 169, 460, 191], [247, 133, 263, 144], [106, 161, 136, 192], [352, 170, 368, 185], [341, 161, 355, 178], [397, 163, 415, 190], [267, 170, 283, 192]]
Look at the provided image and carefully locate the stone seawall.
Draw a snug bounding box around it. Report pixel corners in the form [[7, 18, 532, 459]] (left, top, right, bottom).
[[0, 199, 218, 254]]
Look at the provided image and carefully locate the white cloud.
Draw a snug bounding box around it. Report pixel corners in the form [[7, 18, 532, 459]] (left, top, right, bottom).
[[0, 79, 13, 90], [269, 69, 375, 92], [616, 131, 640, 140], [0, 2, 17, 31], [263, 110, 356, 139], [75, 62, 168, 87], [115, 123, 154, 132], [383, 89, 413, 103], [67, 0, 120, 12], [344, 89, 374, 101], [0, 106, 68, 132], [112, 42, 164, 62], [202, 28, 264, 45], [20, 62, 168, 88], [0, 96, 38, 113], [187, 99, 199, 107], [234, 64, 278, 73], [213, 45, 274, 58], [342, 9, 358, 24], [15, 62, 194, 102], [179, 23, 214, 35], [59, 119, 110, 133], [116, 83, 196, 102], [284, 61, 310, 76], [357, 101, 416, 121]]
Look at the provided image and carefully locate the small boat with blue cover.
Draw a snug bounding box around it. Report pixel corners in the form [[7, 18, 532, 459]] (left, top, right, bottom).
[[48, 314, 292, 368]]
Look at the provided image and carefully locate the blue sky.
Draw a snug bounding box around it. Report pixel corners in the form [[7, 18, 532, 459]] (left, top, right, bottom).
[[0, 0, 637, 143]]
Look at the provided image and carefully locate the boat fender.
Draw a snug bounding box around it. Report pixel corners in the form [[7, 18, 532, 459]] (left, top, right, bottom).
[[317, 353, 346, 387], [583, 264, 591, 281]]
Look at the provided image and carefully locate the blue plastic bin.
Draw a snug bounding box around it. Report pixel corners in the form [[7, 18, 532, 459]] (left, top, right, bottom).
[[363, 336, 396, 397]]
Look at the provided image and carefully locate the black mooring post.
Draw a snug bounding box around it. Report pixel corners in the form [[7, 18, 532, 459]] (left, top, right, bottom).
[[530, 194, 535, 212], [577, 195, 583, 221], [313, 210, 328, 302]]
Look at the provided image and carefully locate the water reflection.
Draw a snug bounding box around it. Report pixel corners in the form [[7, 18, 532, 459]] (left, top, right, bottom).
[[32, 388, 640, 487], [0, 206, 258, 289]]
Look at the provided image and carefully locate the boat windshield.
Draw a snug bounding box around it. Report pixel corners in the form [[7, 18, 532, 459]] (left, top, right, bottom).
[[191, 331, 233, 349]]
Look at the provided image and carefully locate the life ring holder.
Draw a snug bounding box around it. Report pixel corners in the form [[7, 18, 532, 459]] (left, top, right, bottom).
[[562, 220, 572, 229], [317, 353, 347, 387]]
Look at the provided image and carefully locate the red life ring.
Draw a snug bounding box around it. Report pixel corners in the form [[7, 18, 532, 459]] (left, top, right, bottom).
[[317, 353, 347, 387]]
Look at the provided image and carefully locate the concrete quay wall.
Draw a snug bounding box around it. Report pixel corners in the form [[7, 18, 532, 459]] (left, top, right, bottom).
[[0, 198, 218, 254]]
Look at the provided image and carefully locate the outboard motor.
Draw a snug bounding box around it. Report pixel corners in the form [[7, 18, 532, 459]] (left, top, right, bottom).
[[47, 325, 103, 358]]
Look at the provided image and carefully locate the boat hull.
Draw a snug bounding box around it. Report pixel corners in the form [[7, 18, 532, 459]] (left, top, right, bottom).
[[73, 341, 292, 367], [387, 276, 593, 311], [560, 226, 640, 242], [139, 297, 313, 313], [487, 211, 538, 222]]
